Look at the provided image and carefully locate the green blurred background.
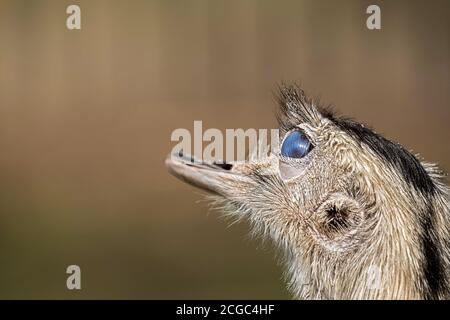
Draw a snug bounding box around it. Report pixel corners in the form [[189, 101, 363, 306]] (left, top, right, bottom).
[[0, 0, 448, 299]]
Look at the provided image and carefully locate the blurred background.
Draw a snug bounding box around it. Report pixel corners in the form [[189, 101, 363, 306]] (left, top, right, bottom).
[[0, 0, 448, 299]]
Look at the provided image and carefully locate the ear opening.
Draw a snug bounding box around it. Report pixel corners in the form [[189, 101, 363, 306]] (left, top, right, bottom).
[[311, 193, 366, 251], [325, 205, 353, 232]]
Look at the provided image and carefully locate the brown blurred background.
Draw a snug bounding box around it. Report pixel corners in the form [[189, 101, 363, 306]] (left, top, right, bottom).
[[0, 0, 448, 299]]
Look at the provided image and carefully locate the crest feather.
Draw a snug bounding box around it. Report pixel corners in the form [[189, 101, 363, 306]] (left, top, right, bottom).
[[276, 84, 325, 133]]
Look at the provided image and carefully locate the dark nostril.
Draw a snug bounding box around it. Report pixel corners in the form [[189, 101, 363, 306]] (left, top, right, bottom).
[[213, 162, 233, 170]]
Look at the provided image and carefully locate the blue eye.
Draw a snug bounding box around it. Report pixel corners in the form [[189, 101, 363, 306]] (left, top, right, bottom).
[[281, 130, 312, 159]]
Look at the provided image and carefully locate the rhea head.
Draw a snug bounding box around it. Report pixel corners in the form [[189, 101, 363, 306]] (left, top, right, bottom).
[[166, 85, 450, 299]]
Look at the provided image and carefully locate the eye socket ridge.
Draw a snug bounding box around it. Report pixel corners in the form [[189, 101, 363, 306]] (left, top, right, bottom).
[[280, 129, 313, 159]]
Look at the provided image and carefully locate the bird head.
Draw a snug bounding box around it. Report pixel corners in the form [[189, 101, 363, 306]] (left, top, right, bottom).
[[166, 85, 448, 299]]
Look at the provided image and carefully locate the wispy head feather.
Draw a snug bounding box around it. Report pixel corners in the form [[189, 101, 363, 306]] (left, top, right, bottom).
[[276, 84, 326, 133]]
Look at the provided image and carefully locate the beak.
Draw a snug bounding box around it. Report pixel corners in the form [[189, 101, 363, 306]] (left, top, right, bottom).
[[165, 151, 252, 196]]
